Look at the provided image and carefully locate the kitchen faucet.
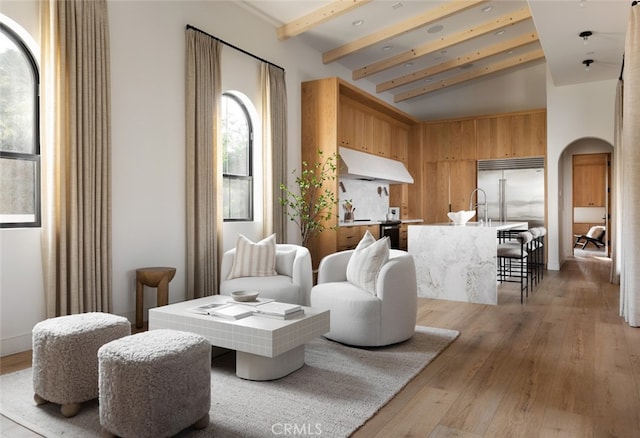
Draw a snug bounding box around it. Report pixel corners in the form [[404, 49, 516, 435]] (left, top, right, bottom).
[[469, 188, 488, 223]]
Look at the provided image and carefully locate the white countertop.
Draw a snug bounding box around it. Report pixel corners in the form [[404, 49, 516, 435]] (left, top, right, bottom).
[[411, 221, 528, 231], [339, 218, 424, 227]]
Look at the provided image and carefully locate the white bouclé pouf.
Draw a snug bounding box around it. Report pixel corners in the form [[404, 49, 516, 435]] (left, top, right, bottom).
[[32, 312, 131, 417], [98, 329, 211, 438]]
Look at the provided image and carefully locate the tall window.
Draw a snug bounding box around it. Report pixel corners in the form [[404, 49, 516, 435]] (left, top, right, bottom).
[[221, 93, 253, 221], [0, 23, 40, 228]]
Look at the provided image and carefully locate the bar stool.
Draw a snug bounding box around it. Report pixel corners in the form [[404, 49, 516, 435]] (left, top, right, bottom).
[[135, 267, 176, 328]]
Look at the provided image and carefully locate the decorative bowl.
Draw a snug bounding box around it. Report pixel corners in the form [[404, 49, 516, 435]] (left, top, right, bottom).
[[447, 210, 476, 225], [231, 290, 259, 302]]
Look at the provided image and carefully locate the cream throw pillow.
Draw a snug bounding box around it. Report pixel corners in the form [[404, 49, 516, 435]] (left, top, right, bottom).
[[346, 230, 390, 295], [228, 234, 277, 279]]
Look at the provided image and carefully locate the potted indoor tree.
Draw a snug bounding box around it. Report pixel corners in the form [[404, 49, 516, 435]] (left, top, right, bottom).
[[279, 150, 338, 247]]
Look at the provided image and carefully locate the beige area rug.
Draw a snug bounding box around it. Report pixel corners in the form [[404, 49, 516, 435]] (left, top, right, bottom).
[[0, 325, 458, 437]]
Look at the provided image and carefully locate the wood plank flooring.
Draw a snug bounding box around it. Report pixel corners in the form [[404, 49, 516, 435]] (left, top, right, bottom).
[[2, 256, 639, 437]]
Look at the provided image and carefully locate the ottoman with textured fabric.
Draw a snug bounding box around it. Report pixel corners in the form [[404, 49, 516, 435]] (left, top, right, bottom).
[[98, 329, 211, 438], [32, 312, 131, 417]]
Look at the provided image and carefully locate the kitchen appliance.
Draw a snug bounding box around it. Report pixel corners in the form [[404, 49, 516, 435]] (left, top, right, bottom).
[[379, 220, 401, 249], [477, 157, 545, 228], [388, 207, 400, 221]]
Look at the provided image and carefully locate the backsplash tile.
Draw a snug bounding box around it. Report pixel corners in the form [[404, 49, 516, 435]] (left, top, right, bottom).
[[339, 179, 389, 221]]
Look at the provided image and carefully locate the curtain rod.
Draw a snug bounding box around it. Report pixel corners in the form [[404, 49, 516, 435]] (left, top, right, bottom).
[[186, 24, 285, 72]]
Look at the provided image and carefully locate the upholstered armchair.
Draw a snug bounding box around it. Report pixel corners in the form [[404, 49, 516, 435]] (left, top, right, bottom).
[[310, 248, 418, 347], [219, 243, 313, 306]]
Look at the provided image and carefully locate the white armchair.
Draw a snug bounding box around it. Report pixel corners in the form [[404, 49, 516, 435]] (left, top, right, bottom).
[[219, 244, 313, 306], [310, 249, 417, 347]]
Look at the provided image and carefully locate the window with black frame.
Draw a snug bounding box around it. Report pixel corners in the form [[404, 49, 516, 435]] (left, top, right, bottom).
[[0, 22, 41, 228], [221, 92, 253, 221]]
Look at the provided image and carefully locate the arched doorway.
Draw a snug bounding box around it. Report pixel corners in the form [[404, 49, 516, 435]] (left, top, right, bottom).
[[559, 137, 614, 264]]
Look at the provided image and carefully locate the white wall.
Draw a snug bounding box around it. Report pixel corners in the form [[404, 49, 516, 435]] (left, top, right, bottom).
[[546, 73, 617, 270], [0, 0, 353, 355]]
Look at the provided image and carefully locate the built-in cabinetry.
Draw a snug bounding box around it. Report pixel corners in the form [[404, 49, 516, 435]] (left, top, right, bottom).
[[413, 110, 546, 224], [476, 111, 546, 159], [422, 120, 477, 224], [573, 154, 607, 207], [302, 77, 418, 268], [337, 225, 380, 251]]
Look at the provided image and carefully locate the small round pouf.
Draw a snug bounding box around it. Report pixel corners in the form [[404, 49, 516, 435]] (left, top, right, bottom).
[[32, 312, 131, 417], [98, 329, 211, 438]]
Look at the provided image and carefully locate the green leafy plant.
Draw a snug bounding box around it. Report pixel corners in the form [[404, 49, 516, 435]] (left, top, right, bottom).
[[279, 150, 338, 247]]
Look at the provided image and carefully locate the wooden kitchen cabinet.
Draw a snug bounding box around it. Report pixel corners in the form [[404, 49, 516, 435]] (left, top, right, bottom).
[[422, 160, 476, 224], [302, 77, 418, 268], [391, 125, 409, 163], [423, 120, 476, 162], [339, 98, 373, 153], [399, 223, 408, 250], [573, 153, 607, 207], [372, 115, 391, 157], [337, 225, 380, 251], [476, 117, 511, 159], [511, 112, 546, 157], [476, 110, 546, 159]]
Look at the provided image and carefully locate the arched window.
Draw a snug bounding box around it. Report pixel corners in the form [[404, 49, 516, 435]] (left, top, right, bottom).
[[0, 22, 40, 228], [221, 92, 253, 221]]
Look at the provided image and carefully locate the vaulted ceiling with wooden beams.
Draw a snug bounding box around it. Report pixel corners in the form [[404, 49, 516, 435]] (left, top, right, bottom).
[[241, 0, 629, 121]]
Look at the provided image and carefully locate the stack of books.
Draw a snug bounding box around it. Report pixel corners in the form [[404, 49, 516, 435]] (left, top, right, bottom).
[[252, 302, 304, 320], [191, 303, 253, 320]]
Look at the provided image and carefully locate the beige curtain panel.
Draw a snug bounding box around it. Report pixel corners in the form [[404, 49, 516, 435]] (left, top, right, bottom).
[[40, 0, 113, 317], [261, 63, 288, 242], [185, 28, 222, 298], [620, 2, 640, 326]]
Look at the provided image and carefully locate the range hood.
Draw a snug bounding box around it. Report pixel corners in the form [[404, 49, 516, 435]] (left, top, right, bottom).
[[338, 147, 414, 185]]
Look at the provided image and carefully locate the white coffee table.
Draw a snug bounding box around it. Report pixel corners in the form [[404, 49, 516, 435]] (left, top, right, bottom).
[[148, 295, 329, 380]]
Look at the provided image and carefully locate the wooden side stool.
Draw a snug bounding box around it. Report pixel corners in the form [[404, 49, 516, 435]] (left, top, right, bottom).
[[135, 267, 176, 328]]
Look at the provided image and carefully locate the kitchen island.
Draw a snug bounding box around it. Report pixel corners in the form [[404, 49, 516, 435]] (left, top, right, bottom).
[[408, 221, 527, 305]]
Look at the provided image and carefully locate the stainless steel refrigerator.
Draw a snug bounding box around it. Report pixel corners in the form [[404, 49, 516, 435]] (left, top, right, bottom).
[[477, 157, 545, 228]]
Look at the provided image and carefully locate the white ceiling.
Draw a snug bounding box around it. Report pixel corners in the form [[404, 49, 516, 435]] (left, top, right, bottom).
[[239, 0, 630, 121]]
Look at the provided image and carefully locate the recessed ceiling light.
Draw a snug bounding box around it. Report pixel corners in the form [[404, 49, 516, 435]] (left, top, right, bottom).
[[482, 5, 493, 12], [352, 19, 364, 27], [382, 45, 392, 51], [428, 25, 444, 34], [495, 30, 506, 36]]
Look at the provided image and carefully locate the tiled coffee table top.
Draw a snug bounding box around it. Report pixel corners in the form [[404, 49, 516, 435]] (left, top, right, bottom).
[[149, 295, 329, 357]]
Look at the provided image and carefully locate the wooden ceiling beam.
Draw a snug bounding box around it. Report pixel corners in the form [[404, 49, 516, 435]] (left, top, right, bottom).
[[377, 32, 540, 93], [353, 6, 533, 80], [322, 0, 488, 64], [394, 48, 545, 102], [277, 0, 372, 40]]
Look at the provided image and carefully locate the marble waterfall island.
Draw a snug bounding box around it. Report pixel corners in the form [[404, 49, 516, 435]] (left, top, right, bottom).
[[408, 222, 527, 305]]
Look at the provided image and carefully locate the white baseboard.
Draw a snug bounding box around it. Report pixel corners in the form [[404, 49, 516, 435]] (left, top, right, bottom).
[[0, 332, 32, 357]]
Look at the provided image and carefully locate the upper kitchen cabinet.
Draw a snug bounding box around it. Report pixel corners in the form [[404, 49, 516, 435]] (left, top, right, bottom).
[[476, 110, 546, 159], [372, 114, 392, 158], [391, 125, 409, 163], [302, 77, 419, 268], [573, 153, 607, 207], [423, 120, 477, 162]]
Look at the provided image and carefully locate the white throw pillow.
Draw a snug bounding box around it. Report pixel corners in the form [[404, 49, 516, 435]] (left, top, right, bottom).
[[275, 249, 297, 277], [228, 234, 277, 279], [346, 230, 390, 295]]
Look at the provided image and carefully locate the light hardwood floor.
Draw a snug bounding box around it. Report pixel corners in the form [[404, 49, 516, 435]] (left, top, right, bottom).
[[2, 256, 638, 437]]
